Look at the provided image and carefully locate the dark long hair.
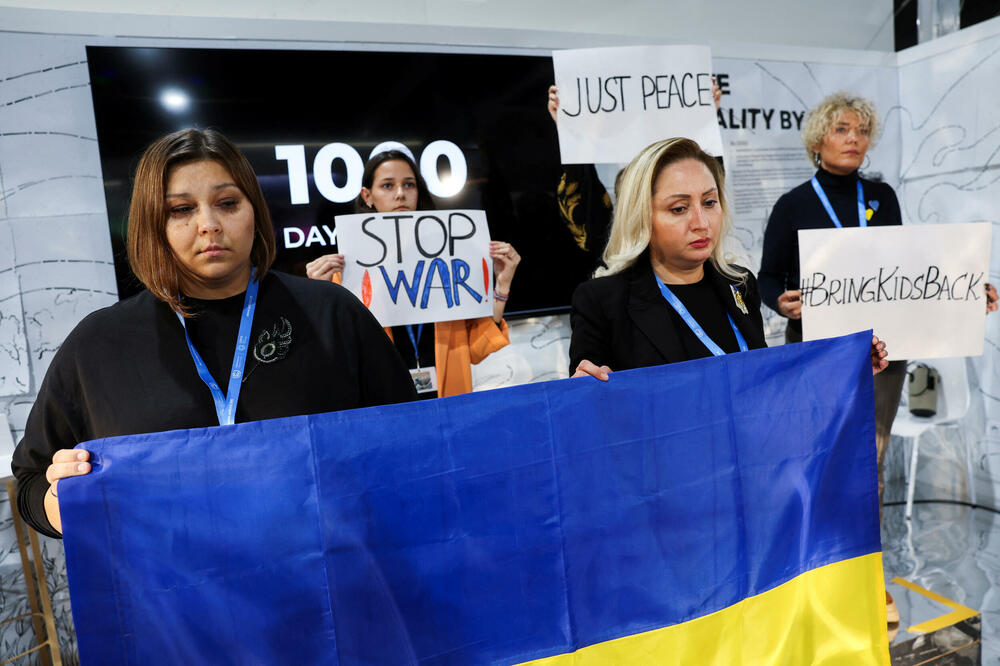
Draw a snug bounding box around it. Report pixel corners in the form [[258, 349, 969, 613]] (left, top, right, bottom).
[[354, 150, 436, 213]]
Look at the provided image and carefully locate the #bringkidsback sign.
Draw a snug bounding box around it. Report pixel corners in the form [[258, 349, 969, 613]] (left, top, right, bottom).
[[799, 222, 992, 360], [338, 209, 493, 327], [552, 44, 723, 164]]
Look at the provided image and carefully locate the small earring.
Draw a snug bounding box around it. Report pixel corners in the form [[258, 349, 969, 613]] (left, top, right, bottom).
[[861, 154, 871, 170], [813, 152, 821, 167]]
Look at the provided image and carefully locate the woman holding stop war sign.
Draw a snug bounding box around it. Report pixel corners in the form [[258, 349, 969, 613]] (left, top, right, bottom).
[[307, 146, 521, 399]]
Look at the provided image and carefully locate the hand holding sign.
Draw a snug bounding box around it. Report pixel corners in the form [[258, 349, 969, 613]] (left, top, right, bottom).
[[491, 241, 519, 292], [548, 85, 559, 124], [305, 253, 345, 282], [338, 210, 495, 327], [871, 335, 888, 375], [777, 289, 802, 319], [488, 241, 520, 323], [551, 45, 723, 164]]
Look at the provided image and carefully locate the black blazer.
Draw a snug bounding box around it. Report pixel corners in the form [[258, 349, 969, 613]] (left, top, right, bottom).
[[569, 258, 767, 373]]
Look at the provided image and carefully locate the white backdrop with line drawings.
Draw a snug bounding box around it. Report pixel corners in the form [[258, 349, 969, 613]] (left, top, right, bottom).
[[894, 25, 1000, 517], [0, 31, 117, 662]]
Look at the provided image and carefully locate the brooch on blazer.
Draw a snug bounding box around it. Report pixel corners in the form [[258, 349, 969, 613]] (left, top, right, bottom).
[[254, 316, 292, 363], [731, 285, 749, 315]]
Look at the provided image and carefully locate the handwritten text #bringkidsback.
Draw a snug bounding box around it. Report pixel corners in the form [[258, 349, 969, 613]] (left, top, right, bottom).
[[801, 266, 984, 307], [798, 223, 992, 360]]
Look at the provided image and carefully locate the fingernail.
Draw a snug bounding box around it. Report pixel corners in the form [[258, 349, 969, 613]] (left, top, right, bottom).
[[77, 451, 86, 460], [77, 463, 89, 472]]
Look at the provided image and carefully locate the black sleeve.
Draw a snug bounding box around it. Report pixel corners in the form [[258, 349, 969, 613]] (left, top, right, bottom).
[[337, 291, 417, 407], [558, 163, 613, 268], [568, 280, 614, 374], [12, 337, 89, 539], [878, 183, 903, 227], [758, 193, 796, 314]]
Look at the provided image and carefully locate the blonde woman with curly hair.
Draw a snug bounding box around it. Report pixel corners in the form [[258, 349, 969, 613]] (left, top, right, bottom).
[[759, 92, 895, 332], [757, 92, 1000, 625], [760, 95, 903, 522]]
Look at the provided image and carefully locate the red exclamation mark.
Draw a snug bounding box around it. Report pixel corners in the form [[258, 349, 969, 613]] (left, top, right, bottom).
[[361, 269, 372, 308], [482, 258, 489, 299]]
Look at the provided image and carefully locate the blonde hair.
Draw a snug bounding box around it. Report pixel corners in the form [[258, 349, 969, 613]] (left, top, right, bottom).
[[597, 137, 743, 282], [801, 92, 880, 167]]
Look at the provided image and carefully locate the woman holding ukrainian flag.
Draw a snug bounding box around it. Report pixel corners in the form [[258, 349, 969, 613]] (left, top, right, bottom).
[[12, 129, 415, 538], [568, 135, 890, 379]]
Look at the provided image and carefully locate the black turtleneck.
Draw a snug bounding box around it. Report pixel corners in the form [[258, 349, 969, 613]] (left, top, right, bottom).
[[758, 167, 901, 332]]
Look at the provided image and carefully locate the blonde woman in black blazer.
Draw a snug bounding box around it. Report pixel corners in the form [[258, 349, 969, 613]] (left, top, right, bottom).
[[570, 252, 766, 373], [570, 138, 887, 380]]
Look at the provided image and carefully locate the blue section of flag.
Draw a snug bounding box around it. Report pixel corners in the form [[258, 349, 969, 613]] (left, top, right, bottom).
[[60, 331, 879, 665]]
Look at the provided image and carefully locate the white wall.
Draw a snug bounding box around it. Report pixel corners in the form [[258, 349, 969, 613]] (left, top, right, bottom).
[[892, 18, 1000, 513], [0, 1, 895, 51]]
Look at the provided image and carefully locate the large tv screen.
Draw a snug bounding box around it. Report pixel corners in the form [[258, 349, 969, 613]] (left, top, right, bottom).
[[87, 46, 597, 316]]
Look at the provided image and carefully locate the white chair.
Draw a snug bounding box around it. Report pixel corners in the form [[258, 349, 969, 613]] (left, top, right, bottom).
[[889, 357, 971, 520]]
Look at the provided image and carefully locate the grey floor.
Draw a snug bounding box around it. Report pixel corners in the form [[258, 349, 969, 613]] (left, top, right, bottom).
[[882, 494, 1000, 662]]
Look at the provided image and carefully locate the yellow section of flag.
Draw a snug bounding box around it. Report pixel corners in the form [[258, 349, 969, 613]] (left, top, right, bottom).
[[517, 553, 889, 666]]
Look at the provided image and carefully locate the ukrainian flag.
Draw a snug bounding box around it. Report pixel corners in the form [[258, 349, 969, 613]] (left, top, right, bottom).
[[60, 331, 887, 665]]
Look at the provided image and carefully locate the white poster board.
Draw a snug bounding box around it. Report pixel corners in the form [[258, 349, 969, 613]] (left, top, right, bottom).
[[799, 223, 991, 360], [338, 209, 493, 327], [552, 45, 723, 164]]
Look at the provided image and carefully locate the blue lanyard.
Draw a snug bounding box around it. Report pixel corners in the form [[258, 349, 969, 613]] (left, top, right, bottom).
[[176, 272, 259, 426], [405, 324, 425, 370], [810, 176, 866, 228], [654, 275, 748, 356]]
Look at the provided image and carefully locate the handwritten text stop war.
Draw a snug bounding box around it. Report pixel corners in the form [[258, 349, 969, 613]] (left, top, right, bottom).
[[356, 212, 487, 310]]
